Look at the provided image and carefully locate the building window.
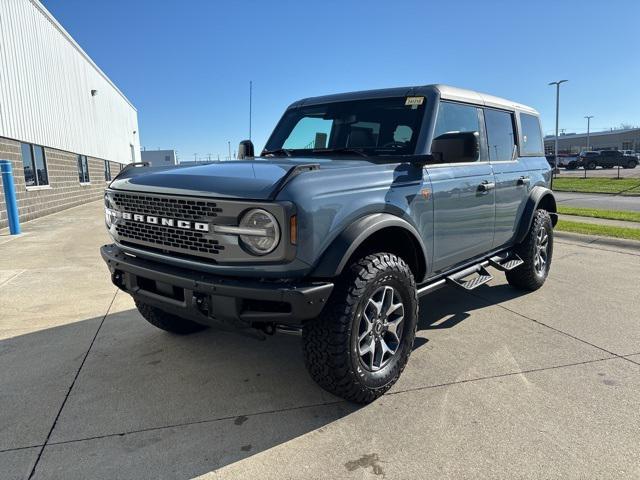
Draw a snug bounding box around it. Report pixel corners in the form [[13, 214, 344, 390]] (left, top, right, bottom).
[[104, 160, 112, 181], [77, 155, 90, 183], [20, 143, 49, 187]]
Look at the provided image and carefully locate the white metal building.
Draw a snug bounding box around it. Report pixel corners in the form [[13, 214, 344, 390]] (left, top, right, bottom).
[[141, 149, 177, 167], [0, 0, 140, 229]]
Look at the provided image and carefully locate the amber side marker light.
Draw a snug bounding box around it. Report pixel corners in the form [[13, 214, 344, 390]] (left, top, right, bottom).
[[290, 215, 297, 245]]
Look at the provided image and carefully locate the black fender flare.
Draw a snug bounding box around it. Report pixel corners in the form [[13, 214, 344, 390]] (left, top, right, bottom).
[[514, 186, 558, 244], [311, 213, 428, 281]]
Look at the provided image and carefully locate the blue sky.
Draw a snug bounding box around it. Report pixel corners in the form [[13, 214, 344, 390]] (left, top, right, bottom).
[[44, 0, 639, 161]]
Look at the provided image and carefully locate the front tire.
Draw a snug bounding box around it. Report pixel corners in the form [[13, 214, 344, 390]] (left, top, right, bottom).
[[506, 209, 553, 291], [135, 300, 208, 334], [303, 253, 418, 404]]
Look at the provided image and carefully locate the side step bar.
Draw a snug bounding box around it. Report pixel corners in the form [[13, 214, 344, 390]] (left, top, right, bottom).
[[416, 252, 523, 297], [446, 265, 493, 291]]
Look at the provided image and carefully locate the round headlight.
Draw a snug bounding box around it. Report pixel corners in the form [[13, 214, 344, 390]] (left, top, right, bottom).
[[239, 209, 280, 255]]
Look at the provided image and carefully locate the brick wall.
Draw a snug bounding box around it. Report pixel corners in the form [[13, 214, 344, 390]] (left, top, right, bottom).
[[0, 136, 123, 229]]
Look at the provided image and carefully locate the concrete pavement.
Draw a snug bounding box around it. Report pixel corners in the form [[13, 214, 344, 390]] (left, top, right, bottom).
[[1, 201, 639, 479]]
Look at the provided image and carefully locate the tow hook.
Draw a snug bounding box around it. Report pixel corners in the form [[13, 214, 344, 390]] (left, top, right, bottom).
[[253, 322, 276, 335]]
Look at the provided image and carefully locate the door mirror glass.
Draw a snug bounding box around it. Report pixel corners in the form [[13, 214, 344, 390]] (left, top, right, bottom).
[[238, 140, 255, 159], [431, 131, 480, 163]]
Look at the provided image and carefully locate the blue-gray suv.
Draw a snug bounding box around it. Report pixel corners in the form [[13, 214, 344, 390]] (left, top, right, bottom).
[[101, 84, 557, 403]]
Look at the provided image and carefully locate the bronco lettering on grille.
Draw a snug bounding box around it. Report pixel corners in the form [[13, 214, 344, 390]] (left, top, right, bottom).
[[122, 212, 209, 232]]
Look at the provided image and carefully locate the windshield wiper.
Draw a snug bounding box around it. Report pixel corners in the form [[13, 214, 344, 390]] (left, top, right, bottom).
[[312, 148, 369, 158], [262, 148, 292, 157]]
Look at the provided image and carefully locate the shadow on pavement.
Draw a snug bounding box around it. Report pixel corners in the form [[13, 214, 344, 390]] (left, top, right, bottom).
[[3, 282, 531, 479]]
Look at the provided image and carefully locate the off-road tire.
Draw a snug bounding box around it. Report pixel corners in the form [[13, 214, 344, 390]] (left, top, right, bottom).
[[506, 209, 553, 291], [135, 300, 208, 334], [625, 159, 638, 169], [303, 253, 418, 404], [586, 161, 597, 170]]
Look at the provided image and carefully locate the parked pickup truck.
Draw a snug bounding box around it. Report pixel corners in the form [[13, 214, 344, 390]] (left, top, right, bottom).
[[580, 150, 638, 169], [101, 84, 557, 403]]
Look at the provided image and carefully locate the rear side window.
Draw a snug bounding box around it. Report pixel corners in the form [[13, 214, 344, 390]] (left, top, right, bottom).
[[520, 113, 544, 155], [484, 109, 515, 161]]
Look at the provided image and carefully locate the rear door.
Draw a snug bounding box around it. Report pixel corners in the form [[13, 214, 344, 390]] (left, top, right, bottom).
[[488, 108, 531, 248], [427, 101, 495, 273]]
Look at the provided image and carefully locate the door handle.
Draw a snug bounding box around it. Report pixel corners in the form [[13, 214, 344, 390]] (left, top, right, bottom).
[[478, 181, 495, 192], [517, 176, 530, 186]]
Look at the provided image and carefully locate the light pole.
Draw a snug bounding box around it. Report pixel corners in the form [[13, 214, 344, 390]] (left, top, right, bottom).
[[549, 79, 568, 184], [584, 115, 594, 151]]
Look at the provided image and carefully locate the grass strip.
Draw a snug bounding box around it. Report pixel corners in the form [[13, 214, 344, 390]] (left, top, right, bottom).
[[556, 219, 640, 241], [553, 177, 640, 195], [557, 206, 640, 223]]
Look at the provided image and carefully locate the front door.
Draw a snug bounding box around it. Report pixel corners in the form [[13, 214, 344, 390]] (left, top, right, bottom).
[[428, 101, 495, 273]]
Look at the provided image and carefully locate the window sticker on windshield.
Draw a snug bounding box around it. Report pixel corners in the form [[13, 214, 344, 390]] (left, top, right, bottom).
[[405, 96, 424, 107]]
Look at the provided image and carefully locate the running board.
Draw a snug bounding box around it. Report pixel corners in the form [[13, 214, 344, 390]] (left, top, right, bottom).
[[446, 265, 493, 291], [488, 254, 524, 272]]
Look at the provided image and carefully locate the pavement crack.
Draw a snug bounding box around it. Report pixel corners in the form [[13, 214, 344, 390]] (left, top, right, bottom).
[[388, 356, 617, 397], [27, 290, 118, 479], [42, 399, 348, 449], [466, 289, 638, 366]]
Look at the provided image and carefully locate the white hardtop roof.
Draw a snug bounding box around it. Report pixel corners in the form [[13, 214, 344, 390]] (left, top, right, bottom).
[[434, 84, 539, 115]]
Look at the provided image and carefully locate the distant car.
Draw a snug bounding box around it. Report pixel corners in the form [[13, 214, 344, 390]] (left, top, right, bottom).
[[557, 154, 580, 169], [581, 150, 638, 169], [621, 150, 640, 160]]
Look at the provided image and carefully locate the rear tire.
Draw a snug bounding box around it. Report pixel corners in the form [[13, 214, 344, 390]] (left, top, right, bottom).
[[303, 253, 418, 404], [506, 210, 553, 291], [135, 300, 208, 334]]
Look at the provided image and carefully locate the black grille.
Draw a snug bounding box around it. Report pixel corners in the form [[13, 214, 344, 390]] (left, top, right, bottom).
[[115, 222, 224, 256], [111, 192, 224, 260], [112, 192, 222, 221]]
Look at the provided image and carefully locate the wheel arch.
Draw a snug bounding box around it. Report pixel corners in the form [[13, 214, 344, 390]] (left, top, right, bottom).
[[514, 186, 558, 244], [311, 213, 428, 283]]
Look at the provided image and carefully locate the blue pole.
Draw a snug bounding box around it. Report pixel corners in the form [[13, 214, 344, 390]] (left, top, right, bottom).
[[0, 160, 21, 235]]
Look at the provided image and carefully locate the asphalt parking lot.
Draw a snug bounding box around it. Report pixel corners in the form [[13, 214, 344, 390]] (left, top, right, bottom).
[[1, 201, 639, 480]]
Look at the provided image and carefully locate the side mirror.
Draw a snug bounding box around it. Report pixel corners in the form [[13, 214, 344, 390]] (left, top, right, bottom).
[[430, 131, 479, 163], [238, 140, 255, 159]]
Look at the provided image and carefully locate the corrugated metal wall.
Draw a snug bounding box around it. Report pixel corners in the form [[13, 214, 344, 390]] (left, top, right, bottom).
[[0, 0, 139, 163]]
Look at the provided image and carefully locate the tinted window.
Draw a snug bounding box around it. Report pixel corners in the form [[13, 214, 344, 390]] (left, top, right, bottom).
[[265, 97, 426, 157], [431, 102, 481, 163], [20, 143, 49, 187], [33, 146, 48, 185], [520, 113, 544, 155], [78, 155, 90, 183], [104, 160, 111, 181], [485, 109, 515, 161], [21, 143, 35, 187], [433, 102, 480, 138]]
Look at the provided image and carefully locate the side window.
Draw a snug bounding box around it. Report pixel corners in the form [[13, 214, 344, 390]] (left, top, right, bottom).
[[431, 101, 481, 163], [484, 109, 515, 161], [77, 155, 90, 183], [520, 113, 544, 155], [283, 117, 333, 149]]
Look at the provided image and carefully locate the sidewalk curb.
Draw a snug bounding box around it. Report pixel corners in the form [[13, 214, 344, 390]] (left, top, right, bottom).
[[555, 230, 640, 251]]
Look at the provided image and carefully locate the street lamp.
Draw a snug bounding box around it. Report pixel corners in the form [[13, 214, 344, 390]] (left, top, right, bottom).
[[584, 115, 594, 151], [549, 79, 568, 184]]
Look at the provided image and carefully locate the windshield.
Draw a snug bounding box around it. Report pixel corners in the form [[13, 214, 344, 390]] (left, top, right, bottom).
[[263, 96, 426, 158]]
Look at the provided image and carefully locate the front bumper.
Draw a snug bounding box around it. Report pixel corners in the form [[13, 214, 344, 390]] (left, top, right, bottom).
[[101, 244, 333, 327]]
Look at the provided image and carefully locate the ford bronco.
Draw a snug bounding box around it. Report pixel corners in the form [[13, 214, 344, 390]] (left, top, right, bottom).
[[101, 84, 557, 403]]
